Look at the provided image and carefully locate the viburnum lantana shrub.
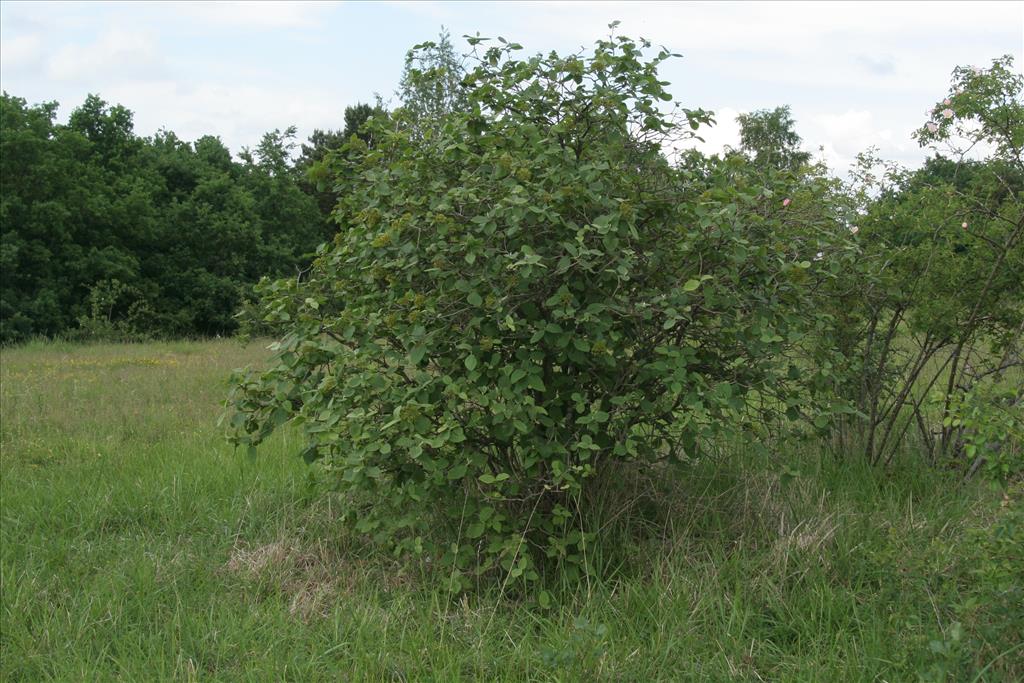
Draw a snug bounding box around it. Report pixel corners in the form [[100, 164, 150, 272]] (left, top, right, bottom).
[[226, 31, 847, 589]]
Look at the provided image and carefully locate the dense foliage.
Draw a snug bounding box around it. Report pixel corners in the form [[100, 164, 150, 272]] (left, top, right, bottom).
[[227, 32, 856, 589], [0, 93, 325, 342]]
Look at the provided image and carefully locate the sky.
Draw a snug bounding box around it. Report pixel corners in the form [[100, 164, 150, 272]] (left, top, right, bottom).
[[1, 1, 1022, 174]]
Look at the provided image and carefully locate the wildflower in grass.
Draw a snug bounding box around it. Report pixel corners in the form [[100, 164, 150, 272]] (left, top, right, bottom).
[[783, 198, 791, 207], [962, 222, 968, 229], [850, 225, 859, 234]]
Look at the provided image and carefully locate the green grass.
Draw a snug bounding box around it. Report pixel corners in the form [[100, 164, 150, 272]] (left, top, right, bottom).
[[1, 339, 1020, 681]]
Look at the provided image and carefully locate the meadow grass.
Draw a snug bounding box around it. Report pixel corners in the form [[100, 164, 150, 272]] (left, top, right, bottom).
[[1, 339, 1020, 681]]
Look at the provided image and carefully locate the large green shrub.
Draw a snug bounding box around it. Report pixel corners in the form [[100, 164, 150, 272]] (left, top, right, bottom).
[[227, 31, 848, 589]]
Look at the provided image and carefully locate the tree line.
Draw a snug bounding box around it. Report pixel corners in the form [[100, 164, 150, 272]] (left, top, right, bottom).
[[0, 91, 386, 342], [0, 30, 470, 344]]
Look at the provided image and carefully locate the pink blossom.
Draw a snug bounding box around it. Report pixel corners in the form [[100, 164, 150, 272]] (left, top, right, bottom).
[[782, 198, 791, 207], [941, 108, 954, 119], [926, 122, 939, 133], [943, 98, 951, 106]]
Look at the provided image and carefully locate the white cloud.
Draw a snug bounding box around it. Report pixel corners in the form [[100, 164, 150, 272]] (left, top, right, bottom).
[[510, 1, 1020, 56], [0, 33, 43, 71], [98, 79, 352, 154], [46, 29, 166, 82], [807, 110, 890, 170], [167, 1, 341, 29]]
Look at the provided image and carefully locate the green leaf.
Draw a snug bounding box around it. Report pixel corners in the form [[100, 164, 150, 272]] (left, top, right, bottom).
[[409, 346, 426, 364], [448, 462, 468, 480], [468, 291, 483, 306], [464, 355, 478, 371], [683, 279, 702, 292]]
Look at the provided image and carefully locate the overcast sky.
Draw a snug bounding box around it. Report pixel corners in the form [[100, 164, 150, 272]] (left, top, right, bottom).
[[2, 1, 1021, 174]]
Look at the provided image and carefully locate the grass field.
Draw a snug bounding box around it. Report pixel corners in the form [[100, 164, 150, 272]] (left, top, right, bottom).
[[1, 339, 1020, 681]]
